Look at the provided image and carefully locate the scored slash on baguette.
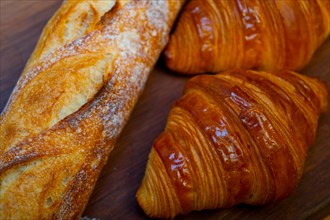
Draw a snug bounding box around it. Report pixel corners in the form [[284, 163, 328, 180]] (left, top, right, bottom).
[[0, 0, 184, 219]]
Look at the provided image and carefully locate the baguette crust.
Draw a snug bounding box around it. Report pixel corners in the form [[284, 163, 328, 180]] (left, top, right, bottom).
[[1, 0, 116, 149], [23, 0, 116, 73], [0, 0, 184, 219]]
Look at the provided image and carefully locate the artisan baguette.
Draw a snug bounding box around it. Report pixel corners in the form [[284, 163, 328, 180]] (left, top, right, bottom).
[[0, 0, 183, 219], [1, 0, 117, 149]]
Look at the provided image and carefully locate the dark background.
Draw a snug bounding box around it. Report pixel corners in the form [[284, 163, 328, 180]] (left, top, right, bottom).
[[1, 1, 329, 219]]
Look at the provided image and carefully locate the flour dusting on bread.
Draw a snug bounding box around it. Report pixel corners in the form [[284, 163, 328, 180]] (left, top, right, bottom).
[[0, 0, 184, 218]]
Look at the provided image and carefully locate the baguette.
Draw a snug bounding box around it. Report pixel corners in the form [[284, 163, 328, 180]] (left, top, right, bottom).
[[2, 0, 117, 149], [0, 0, 184, 219]]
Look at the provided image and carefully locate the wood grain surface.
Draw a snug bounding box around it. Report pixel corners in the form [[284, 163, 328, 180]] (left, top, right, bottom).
[[1, 1, 329, 219]]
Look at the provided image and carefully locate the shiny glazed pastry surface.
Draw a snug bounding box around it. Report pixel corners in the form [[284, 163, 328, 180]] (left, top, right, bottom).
[[136, 70, 328, 218], [165, 0, 330, 74]]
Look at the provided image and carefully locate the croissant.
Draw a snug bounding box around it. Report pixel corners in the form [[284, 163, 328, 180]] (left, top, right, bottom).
[[164, 0, 330, 74], [136, 70, 328, 218]]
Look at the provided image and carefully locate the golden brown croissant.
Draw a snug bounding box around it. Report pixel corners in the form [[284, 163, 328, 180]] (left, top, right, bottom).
[[165, 0, 330, 74], [136, 70, 328, 218], [0, 0, 183, 218]]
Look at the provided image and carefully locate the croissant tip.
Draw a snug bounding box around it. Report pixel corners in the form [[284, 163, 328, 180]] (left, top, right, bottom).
[[135, 154, 158, 218], [136, 185, 150, 216], [136, 148, 183, 218]]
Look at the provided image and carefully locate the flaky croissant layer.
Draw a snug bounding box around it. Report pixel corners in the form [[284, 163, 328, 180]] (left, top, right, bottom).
[[165, 0, 330, 74], [136, 70, 328, 218]]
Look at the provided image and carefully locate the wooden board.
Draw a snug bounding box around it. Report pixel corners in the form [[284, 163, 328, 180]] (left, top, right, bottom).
[[1, 1, 329, 219]]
